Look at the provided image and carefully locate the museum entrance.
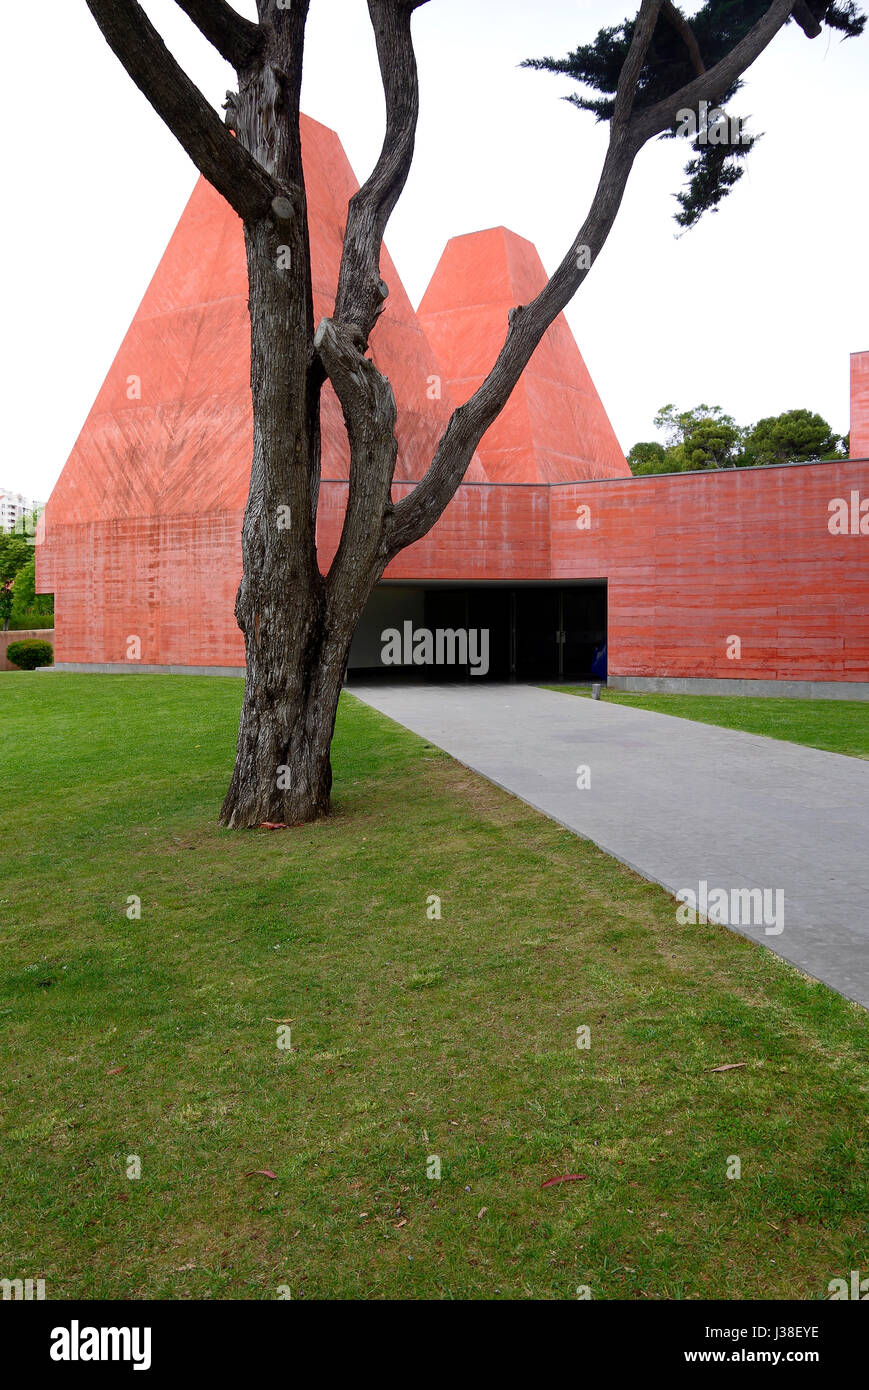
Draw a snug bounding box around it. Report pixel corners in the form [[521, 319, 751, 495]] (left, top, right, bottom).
[[347, 581, 607, 683]]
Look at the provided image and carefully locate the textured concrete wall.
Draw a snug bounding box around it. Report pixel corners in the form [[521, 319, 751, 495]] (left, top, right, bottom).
[[40, 458, 869, 684], [551, 460, 869, 683], [851, 350, 869, 459]]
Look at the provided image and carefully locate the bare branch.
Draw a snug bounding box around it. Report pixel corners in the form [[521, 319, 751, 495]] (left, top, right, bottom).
[[332, 0, 430, 342], [661, 0, 706, 75], [173, 0, 263, 67], [85, 0, 277, 222]]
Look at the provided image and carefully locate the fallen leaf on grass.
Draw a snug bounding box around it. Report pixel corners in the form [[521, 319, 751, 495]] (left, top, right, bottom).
[[709, 1063, 747, 1073], [106, 1066, 126, 1075], [245, 1169, 278, 1180], [541, 1174, 588, 1189], [394, 1218, 408, 1228], [477, 1207, 488, 1219]]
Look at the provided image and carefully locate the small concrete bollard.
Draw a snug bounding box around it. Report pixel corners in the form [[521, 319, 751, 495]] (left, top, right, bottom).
[[591, 682, 602, 700]]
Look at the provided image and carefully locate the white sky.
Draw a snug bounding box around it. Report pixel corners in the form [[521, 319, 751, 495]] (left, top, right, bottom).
[[4, 0, 868, 502]]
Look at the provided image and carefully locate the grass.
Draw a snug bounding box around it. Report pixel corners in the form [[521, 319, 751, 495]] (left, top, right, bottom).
[[1, 672, 867, 1300], [545, 686, 869, 760]]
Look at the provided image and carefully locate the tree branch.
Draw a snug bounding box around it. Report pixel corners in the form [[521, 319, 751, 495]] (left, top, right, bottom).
[[84, 0, 277, 222], [332, 0, 430, 342], [661, 0, 705, 75], [791, 0, 823, 37], [630, 0, 797, 144], [315, 319, 397, 610], [385, 126, 639, 558], [173, 0, 264, 67], [613, 0, 665, 128], [386, 0, 805, 559]]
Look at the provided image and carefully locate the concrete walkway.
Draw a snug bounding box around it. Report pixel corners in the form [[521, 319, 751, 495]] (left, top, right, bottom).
[[350, 683, 869, 1009]]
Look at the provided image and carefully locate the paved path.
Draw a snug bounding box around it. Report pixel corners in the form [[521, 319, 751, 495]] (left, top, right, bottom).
[[350, 683, 869, 1009]]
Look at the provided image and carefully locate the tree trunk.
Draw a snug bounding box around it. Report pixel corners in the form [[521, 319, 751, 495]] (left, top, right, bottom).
[[220, 200, 328, 827], [219, 609, 352, 827], [218, 201, 389, 828]]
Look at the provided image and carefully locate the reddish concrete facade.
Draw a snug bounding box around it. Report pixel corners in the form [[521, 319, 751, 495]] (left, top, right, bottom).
[[38, 117, 869, 693], [851, 350, 869, 460]]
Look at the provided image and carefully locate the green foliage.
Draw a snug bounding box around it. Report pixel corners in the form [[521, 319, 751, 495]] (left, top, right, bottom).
[[629, 403, 844, 474], [742, 408, 844, 467], [5, 638, 54, 670], [627, 440, 671, 474], [524, 1, 865, 228], [10, 558, 53, 622], [0, 530, 32, 585], [646, 402, 744, 470], [8, 612, 54, 631], [10, 557, 53, 623]]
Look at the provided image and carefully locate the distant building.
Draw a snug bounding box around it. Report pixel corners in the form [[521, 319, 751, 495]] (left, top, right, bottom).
[[0, 488, 41, 534]]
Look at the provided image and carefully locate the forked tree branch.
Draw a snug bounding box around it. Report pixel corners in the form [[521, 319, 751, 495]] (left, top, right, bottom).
[[173, 0, 264, 67], [386, 0, 799, 556], [333, 0, 430, 341], [631, 0, 796, 143], [661, 0, 706, 75], [85, 0, 277, 222]]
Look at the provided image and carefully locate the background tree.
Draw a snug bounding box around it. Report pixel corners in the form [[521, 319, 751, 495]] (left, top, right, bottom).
[[0, 530, 32, 630], [627, 439, 672, 474], [10, 558, 54, 627], [741, 408, 844, 466], [657, 402, 744, 467], [81, 0, 864, 827], [628, 402, 845, 473], [525, 0, 864, 227], [0, 584, 12, 633]]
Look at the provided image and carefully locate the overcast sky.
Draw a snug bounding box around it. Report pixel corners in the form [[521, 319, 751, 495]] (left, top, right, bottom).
[[4, 0, 868, 503]]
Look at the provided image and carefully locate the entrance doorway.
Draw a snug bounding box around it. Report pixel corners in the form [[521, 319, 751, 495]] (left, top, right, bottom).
[[347, 581, 607, 682]]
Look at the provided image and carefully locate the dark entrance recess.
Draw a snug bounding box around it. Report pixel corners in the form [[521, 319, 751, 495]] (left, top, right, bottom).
[[347, 582, 607, 683]]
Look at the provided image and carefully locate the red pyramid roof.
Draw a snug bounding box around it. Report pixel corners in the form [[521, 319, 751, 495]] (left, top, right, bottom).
[[48, 115, 486, 531], [418, 226, 629, 484]]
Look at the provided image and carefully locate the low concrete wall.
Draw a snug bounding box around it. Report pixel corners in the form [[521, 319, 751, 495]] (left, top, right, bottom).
[[609, 675, 869, 701], [1, 628, 54, 671]]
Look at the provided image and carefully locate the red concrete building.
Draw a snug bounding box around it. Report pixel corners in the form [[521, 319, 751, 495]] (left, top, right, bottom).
[[38, 116, 869, 697]]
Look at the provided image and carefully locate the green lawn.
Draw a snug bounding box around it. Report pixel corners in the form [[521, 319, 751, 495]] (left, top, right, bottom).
[[545, 686, 869, 759], [1, 673, 867, 1300]]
